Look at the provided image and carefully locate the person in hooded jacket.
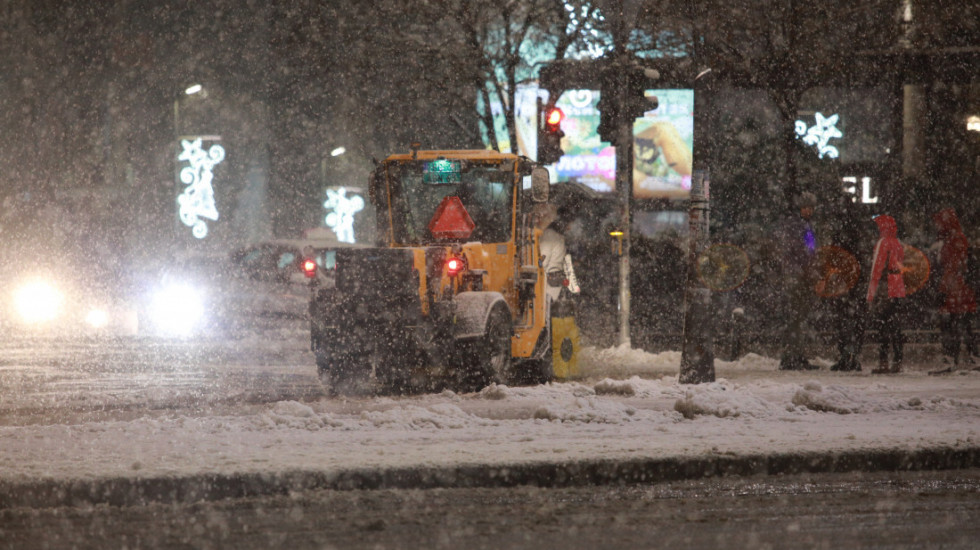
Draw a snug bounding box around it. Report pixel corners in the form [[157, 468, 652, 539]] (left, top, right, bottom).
[[828, 193, 869, 372], [866, 215, 906, 374], [932, 208, 977, 368], [778, 191, 821, 370]]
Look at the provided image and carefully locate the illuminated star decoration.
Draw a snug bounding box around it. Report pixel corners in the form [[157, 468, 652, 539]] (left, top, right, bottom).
[[177, 138, 225, 239], [324, 187, 365, 243], [795, 112, 842, 159]]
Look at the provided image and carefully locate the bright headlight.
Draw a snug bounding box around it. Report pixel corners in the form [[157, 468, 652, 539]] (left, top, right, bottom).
[[85, 308, 110, 329], [149, 283, 205, 335], [12, 279, 64, 324]]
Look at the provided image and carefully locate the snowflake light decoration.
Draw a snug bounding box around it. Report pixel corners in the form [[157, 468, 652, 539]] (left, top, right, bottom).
[[177, 138, 225, 239], [795, 112, 843, 159], [324, 187, 365, 243]]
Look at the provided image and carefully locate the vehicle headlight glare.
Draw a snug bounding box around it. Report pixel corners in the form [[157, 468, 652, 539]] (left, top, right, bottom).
[[13, 280, 63, 324], [150, 284, 205, 335], [85, 308, 110, 329]]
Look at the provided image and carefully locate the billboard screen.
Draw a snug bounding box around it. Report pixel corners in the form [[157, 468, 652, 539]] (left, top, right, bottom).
[[552, 88, 694, 199]]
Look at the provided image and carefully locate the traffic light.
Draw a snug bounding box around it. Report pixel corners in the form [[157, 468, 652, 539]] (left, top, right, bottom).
[[537, 104, 565, 165], [624, 88, 658, 122], [597, 67, 659, 146], [596, 92, 619, 145]]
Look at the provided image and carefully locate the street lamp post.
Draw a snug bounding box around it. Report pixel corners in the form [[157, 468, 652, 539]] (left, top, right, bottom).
[[173, 84, 202, 241], [320, 145, 347, 187], [172, 84, 224, 242], [679, 12, 717, 384]]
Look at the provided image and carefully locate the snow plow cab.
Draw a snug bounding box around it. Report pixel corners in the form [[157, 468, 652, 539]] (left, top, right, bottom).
[[308, 148, 571, 393]]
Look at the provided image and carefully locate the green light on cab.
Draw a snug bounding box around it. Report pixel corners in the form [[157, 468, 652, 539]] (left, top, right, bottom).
[[423, 159, 461, 184]]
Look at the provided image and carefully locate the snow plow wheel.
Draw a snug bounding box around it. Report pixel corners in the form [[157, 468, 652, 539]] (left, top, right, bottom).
[[457, 305, 513, 392]]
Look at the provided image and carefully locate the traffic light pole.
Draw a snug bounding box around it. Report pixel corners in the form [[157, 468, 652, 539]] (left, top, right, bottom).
[[598, 55, 655, 349], [616, 97, 633, 348]]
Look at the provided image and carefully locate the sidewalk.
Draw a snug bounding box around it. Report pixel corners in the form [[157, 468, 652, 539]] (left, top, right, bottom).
[[1, 346, 978, 508]]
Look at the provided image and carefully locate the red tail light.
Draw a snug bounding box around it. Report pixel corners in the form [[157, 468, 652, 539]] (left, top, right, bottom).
[[302, 258, 318, 278], [445, 257, 465, 277]]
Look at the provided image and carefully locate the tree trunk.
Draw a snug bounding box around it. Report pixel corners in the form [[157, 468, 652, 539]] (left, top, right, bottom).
[[505, 69, 518, 155], [774, 86, 804, 205], [479, 86, 500, 152]]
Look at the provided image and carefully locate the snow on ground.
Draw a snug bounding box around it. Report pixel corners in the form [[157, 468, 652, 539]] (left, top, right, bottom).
[[0, 340, 978, 484]]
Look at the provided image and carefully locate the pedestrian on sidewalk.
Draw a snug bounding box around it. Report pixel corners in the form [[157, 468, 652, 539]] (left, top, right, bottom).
[[932, 208, 977, 368], [866, 214, 906, 374], [829, 193, 869, 372], [778, 191, 821, 371]]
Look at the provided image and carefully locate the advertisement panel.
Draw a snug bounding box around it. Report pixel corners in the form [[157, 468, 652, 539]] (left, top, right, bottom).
[[552, 88, 694, 199]]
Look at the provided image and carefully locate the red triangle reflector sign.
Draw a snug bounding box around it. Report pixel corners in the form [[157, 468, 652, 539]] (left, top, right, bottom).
[[429, 195, 475, 240]]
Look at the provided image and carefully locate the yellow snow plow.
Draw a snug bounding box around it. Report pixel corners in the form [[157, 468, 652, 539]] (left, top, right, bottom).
[[306, 147, 580, 393]]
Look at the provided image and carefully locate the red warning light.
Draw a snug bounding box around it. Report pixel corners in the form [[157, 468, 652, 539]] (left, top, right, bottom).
[[302, 258, 318, 278], [446, 257, 465, 277]]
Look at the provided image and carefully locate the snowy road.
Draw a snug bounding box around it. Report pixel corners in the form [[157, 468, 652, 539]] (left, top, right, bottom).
[[3, 469, 979, 549], [0, 326, 323, 425], [0, 327, 978, 504]]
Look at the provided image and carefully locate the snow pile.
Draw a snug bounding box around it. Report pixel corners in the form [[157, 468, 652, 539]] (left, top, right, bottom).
[[791, 380, 980, 415], [479, 380, 660, 424], [257, 401, 346, 430], [673, 380, 783, 419], [578, 345, 681, 378], [255, 400, 504, 431], [593, 378, 636, 396], [360, 403, 496, 430], [531, 395, 645, 424], [479, 383, 510, 400], [791, 381, 871, 414]]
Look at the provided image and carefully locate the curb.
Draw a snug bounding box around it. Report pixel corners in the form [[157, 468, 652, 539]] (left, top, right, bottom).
[[2, 446, 978, 509]]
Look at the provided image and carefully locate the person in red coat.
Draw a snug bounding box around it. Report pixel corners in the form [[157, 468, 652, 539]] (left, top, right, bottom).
[[867, 215, 906, 373], [933, 208, 977, 367]]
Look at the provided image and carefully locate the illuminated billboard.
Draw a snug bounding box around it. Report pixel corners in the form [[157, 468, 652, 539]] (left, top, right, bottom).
[[552, 88, 694, 199]]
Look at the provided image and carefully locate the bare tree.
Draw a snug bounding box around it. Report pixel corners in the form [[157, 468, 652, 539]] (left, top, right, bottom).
[[431, 0, 605, 153]]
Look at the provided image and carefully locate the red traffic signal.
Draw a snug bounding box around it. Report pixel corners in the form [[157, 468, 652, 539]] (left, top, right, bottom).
[[545, 107, 564, 129], [538, 105, 565, 165]]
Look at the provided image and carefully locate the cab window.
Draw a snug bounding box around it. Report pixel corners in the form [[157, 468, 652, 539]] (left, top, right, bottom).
[[389, 161, 513, 245]]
